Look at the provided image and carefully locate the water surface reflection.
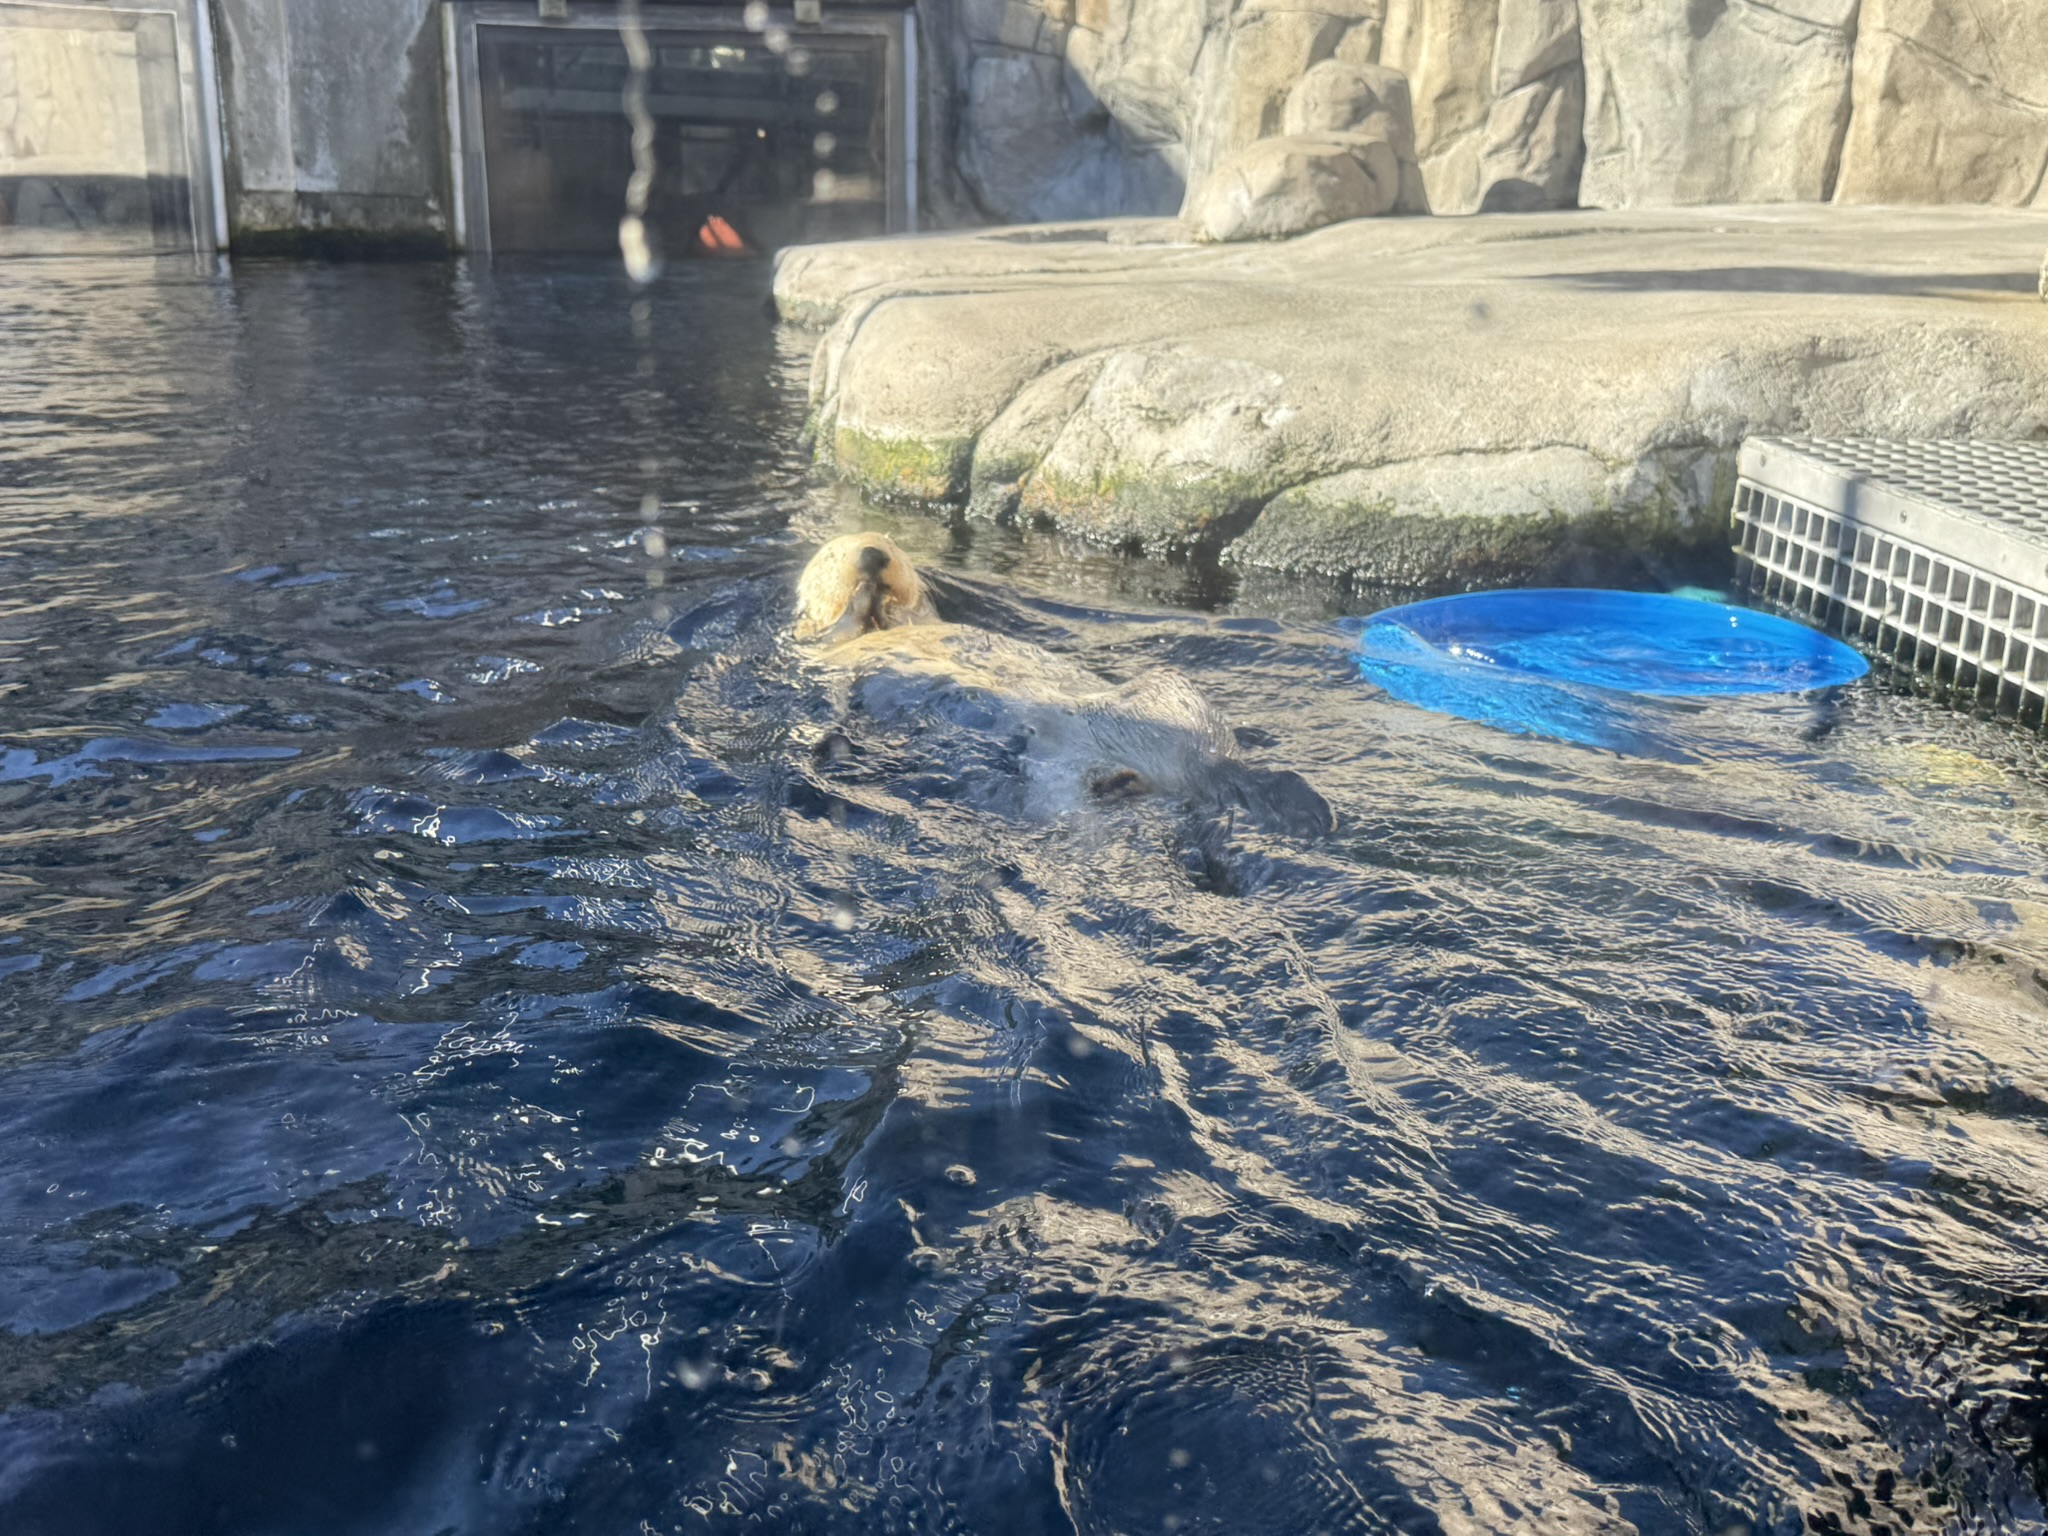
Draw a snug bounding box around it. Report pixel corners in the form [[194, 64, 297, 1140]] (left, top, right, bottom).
[[1, 257, 2046, 1535]]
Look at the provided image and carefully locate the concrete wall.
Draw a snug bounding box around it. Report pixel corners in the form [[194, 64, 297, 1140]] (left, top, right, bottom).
[[214, 0, 450, 251]]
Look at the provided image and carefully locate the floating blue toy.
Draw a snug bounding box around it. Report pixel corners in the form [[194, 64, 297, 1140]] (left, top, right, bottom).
[[1356, 588, 1868, 752]]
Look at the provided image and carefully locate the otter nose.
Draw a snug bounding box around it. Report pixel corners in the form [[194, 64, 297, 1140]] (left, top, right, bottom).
[[820, 545, 893, 644]]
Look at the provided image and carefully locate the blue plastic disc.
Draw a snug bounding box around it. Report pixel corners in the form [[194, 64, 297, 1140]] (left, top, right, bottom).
[[1364, 589, 1868, 697], [1356, 589, 1868, 750]]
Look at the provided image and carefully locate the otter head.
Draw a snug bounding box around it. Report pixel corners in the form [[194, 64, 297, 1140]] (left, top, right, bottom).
[[795, 532, 938, 645]]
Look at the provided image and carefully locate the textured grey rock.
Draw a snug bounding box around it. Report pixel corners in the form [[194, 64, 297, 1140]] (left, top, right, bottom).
[[1188, 132, 1399, 241], [1492, 0, 1580, 92], [1834, 0, 2048, 207], [1286, 58, 1377, 135], [960, 0, 1069, 54], [777, 206, 2048, 585], [969, 353, 1112, 515], [960, 54, 1098, 221], [937, 0, 2048, 226], [950, 0, 1416, 224], [1206, 7, 1351, 171], [1186, 58, 1420, 241], [1021, 345, 1311, 543], [1064, 0, 1214, 152], [1576, 0, 1858, 208], [1376, 0, 1495, 212], [1473, 64, 1583, 212], [1283, 59, 1416, 156], [1050, 0, 1215, 199], [1224, 447, 1710, 588], [774, 214, 1189, 326], [1325, 0, 1583, 215]]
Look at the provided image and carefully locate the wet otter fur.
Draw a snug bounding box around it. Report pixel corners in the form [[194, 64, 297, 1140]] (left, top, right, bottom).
[[795, 532, 1333, 838]]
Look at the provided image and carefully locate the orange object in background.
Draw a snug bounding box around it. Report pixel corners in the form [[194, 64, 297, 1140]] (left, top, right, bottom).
[[695, 215, 750, 256]]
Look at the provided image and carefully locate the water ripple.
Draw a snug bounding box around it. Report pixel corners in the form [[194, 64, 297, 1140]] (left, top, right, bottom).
[[0, 257, 2043, 1535]]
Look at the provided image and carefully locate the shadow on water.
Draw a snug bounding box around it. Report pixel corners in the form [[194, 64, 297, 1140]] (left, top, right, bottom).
[[1, 255, 2048, 1534]]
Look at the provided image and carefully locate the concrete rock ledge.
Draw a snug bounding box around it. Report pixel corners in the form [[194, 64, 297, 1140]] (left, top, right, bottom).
[[775, 207, 2048, 591]]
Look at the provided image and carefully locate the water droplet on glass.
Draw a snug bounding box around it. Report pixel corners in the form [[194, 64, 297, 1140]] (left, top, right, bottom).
[[813, 132, 837, 160], [618, 216, 658, 285], [742, 1, 768, 29], [815, 89, 839, 115]]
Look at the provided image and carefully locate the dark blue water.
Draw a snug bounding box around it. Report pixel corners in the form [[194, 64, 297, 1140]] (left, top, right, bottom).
[[3, 256, 2048, 1536]]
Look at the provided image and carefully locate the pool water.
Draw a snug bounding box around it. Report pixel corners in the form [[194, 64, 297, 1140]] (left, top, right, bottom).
[[3, 257, 2048, 1535]]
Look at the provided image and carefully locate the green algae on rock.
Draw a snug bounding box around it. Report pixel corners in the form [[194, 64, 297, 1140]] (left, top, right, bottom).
[[777, 206, 2048, 590], [1225, 448, 1730, 592]]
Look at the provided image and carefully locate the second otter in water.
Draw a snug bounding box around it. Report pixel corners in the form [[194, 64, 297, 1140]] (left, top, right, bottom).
[[794, 532, 1333, 838]]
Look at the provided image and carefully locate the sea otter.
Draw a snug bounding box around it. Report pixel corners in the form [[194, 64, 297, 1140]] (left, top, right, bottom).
[[794, 532, 1333, 838]]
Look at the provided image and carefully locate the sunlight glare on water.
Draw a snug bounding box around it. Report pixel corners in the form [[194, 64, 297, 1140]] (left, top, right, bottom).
[[1, 256, 2047, 1535]]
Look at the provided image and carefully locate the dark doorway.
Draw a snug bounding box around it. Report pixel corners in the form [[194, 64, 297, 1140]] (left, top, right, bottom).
[[476, 24, 890, 256]]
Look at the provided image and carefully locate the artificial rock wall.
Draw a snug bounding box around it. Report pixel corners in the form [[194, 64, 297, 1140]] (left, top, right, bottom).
[[930, 0, 2048, 224]]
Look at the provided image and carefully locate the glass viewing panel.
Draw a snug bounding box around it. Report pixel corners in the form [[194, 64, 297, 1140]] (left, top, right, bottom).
[[0, 3, 198, 254], [477, 25, 888, 256]]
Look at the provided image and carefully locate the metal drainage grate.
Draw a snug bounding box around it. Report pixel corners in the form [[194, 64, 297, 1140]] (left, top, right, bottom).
[[1732, 437, 2048, 725]]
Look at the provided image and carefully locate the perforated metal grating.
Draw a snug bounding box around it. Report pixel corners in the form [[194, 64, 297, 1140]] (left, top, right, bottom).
[[1732, 437, 2048, 724]]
